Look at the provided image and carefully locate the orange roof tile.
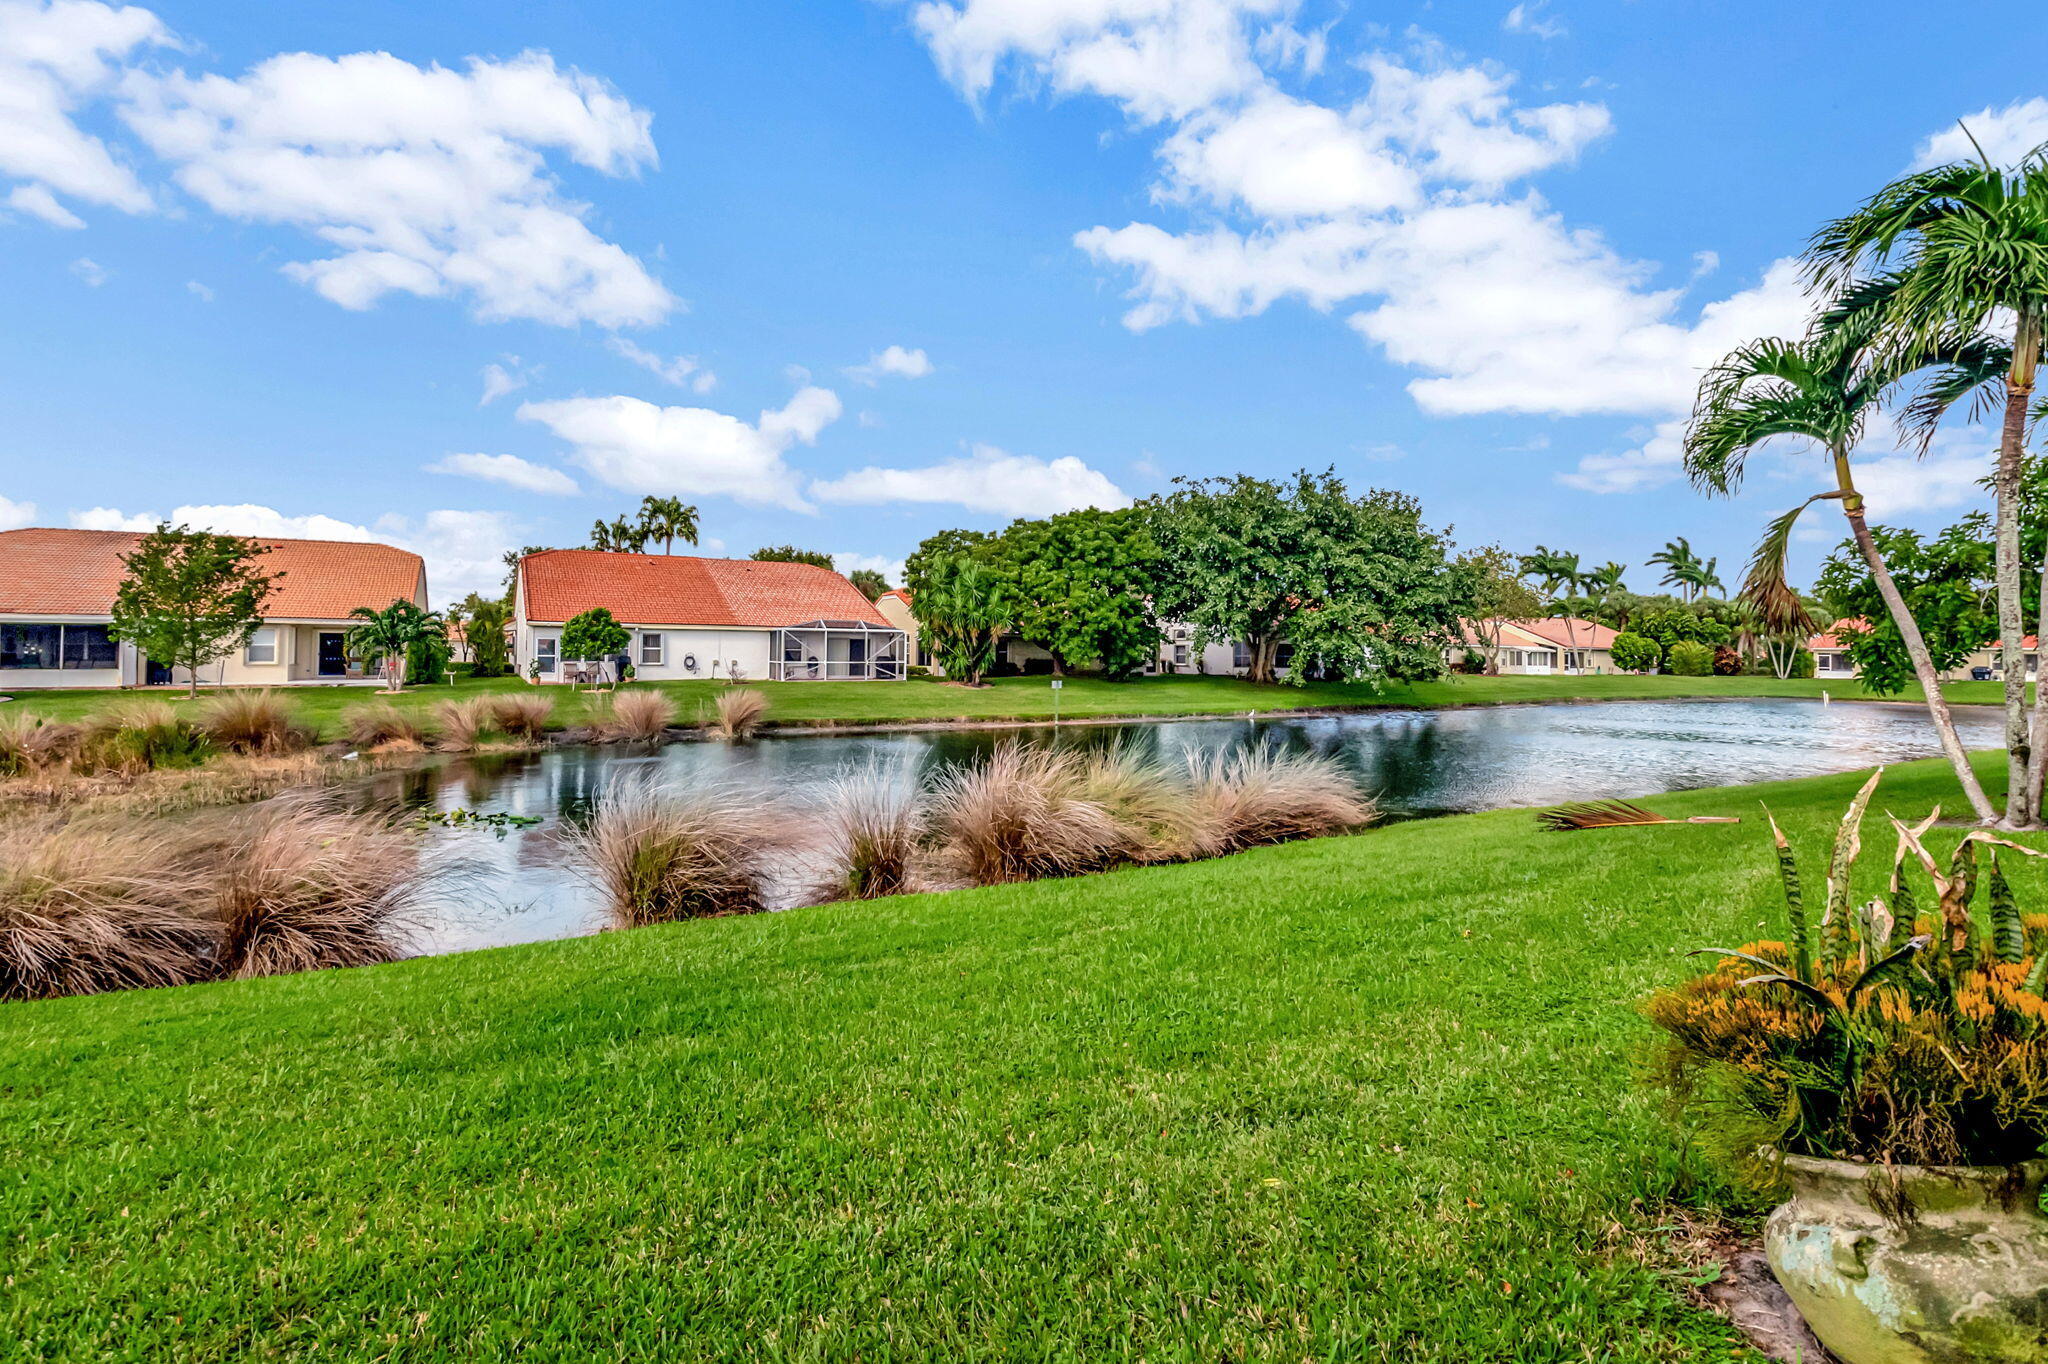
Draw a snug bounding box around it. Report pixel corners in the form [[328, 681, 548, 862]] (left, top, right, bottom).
[[0, 527, 425, 620], [520, 550, 890, 628]]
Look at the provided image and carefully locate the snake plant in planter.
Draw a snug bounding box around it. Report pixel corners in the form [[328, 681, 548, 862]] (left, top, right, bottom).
[[1645, 769, 2048, 1364]]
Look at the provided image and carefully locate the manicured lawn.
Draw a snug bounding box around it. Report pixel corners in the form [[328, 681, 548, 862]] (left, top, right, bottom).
[[2, 669, 2013, 742], [3, 752, 2030, 1360]]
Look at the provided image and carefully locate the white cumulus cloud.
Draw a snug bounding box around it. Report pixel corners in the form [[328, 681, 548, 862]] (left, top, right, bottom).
[[845, 344, 933, 384], [518, 386, 839, 512], [1914, 98, 2048, 170], [426, 452, 578, 496], [812, 443, 1128, 517], [0, 0, 169, 226], [118, 48, 673, 326], [609, 336, 716, 392], [0, 493, 38, 529]]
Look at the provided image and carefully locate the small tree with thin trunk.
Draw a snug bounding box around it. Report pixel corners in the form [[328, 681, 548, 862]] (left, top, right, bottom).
[[109, 523, 281, 699], [1459, 546, 1543, 674]]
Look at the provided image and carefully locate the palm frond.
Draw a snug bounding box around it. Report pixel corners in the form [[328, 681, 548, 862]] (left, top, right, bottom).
[[1741, 494, 1843, 633], [1536, 800, 1738, 831]]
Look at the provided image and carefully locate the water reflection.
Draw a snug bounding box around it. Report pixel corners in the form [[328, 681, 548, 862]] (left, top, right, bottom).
[[353, 699, 2001, 958]]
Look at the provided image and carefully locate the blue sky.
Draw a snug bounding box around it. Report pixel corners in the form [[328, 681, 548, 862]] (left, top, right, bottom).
[[4, 0, 2047, 605]]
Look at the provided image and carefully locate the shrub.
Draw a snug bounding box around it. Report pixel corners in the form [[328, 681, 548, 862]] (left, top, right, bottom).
[[433, 696, 496, 749], [0, 818, 213, 999], [1645, 770, 2048, 1170], [929, 744, 1124, 885], [596, 689, 675, 743], [1187, 748, 1377, 856], [805, 762, 921, 903], [561, 607, 630, 663], [80, 701, 212, 775], [488, 693, 554, 741], [570, 778, 776, 925], [708, 688, 768, 741], [205, 800, 423, 978], [1711, 645, 1742, 676], [1609, 633, 1660, 674], [1789, 646, 1816, 679], [406, 633, 452, 687], [1666, 640, 1715, 677], [343, 701, 429, 750], [198, 690, 312, 755]]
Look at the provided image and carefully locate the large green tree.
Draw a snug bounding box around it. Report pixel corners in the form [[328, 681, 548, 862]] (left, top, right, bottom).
[[589, 517, 651, 553], [1149, 469, 1472, 686], [1807, 147, 2048, 825], [848, 568, 889, 601], [1683, 309, 2000, 823], [1814, 521, 1994, 695], [1456, 545, 1544, 675], [561, 607, 631, 662], [109, 524, 282, 699], [985, 507, 1161, 679], [464, 597, 513, 678]]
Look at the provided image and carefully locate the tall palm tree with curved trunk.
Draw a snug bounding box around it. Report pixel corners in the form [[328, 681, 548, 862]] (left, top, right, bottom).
[[635, 496, 699, 555], [1519, 546, 1590, 673], [1807, 144, 2048, 826], [1647, 538, 1707, 601], [1685, 316, 2000, 823]]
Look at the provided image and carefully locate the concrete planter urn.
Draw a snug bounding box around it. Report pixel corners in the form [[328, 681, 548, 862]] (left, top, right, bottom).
[[1763, 1151, 2048, 1363]]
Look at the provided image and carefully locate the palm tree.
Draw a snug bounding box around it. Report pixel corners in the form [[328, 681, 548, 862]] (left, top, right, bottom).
[[1807, 143, 2048, 826], [635, 496, 699, 554], [345, 599, 446, 693], [1519, 546, 1589, 671], [1685, 556, 1726, 600], [1648, 537, 1707, 601], [1684, 314, 2000, 823], [589, 516, 650, 553]]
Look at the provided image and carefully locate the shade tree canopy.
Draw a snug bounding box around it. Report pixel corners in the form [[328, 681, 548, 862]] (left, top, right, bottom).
[[109, 523, 282, 699]]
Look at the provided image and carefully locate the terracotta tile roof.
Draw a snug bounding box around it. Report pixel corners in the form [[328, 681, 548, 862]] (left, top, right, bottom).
[[0, 527, 425, 620], [520, 550, 890, 628], [1473, 617, 1619, 650], [1813, 617, 2044, 651]]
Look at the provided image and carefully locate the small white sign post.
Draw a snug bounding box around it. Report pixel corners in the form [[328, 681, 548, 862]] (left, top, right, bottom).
[[1051, 677, 1062, 726]]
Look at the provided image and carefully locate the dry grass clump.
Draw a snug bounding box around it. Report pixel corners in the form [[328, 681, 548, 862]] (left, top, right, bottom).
[[571, 777, 777, 925], [929, 744, 1125, 885], [204, 800, 422, 979], [433, 696, 497, 750], [1187, 748, 1377, 856], [0, 709, 82, 776], [0, 818, 213, 1000], [78, 701, 210, 776], [805, 762, 922, 904], [708, 687, 768, 741], [488, 692, 554, 742], [597, 689, 676, 742], [343, 701, 429, 750], [1077, 742, 1199, 863], [197, 690, 313, 755]]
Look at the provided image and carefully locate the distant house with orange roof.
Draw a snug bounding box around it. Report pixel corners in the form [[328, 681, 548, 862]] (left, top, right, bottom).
[[1459, 617, 1619, 675], [0, 526, 426, 690], [514, 550, 907, 682], [1809, 618, 2037, 682]]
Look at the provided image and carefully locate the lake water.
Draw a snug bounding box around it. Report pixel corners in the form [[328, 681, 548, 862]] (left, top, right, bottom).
[[355, 698, 2003, 957]]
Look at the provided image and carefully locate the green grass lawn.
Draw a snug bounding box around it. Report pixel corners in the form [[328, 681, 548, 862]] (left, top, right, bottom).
[[4, 669, 2014, 742], [3, 752, 2030, 1360]]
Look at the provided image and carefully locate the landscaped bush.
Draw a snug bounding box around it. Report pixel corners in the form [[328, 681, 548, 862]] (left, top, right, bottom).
[[1789, 646, 1816, 679], [206, 800, 424, 979], [708, 687, 768, 741], [571, 777, 777, 925], [805, 762, 921, 903], [343, 701, 429, 750], [197, 690, 313, 755], [596, 689, 675, 742], [1645, 771, 2048, 1170], [1666, 640, 1715, 676], [930, 744, 1125, 885], [0, 817, 213, 1000], [81, 701, 212, 775], [488, 693, 554, 741], [1186, 748, 1377, 855], [1608, 632, 1660, 674], [1711, 645, 1743, 676]]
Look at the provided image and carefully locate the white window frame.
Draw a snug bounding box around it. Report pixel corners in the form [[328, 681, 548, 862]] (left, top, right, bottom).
[[244, 626, 279, 666], [536, 636, 558, 674], [640, 632, 664, 667]]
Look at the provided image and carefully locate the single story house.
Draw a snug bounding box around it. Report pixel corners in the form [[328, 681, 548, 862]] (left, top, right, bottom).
[[0, 527, 427, 690], [1460, 618, 1618, 675], [1808, 619, 2034, 682], [514, 550, 907, 682]]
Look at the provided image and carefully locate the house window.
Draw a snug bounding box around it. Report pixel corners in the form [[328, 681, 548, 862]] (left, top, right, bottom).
[[1275, 641, 1296, 670], [244, 627, 279, 665], [1232, 640, 1251, 670], [536, 637, 557, 675], [640, 632, 664, 667], [1173, 642, 1189, 668], [0, 623, 61, 668], [61, 624, 118, 668]]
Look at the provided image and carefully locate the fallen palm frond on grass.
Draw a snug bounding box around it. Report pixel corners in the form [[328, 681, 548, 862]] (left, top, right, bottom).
[[487, 693, 554, 742], [1536, 800, 1741, 832], [570, 777, 777, 925], [707, 687, 768, 742], [0, 817, 213, 1000], [204, 800, 424, 978], [343, 701, 430, 751], [1187, 747, 1377, 855], [197, 690, 313, 755], [433, 697, 497, 750], [595, 689, 676, 743], [929, 744, 1124, 885], [804, 761, 921, 903]]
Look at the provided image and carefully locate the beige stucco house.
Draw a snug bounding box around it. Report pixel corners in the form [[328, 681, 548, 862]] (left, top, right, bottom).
[[1460, 617, 1619, 674]]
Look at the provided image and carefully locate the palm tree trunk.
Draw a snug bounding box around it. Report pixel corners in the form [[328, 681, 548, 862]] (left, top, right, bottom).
[[1836, 451, 1998, 823], [1995, 308, 2041, 828], [2026, 549, 2048, 817]]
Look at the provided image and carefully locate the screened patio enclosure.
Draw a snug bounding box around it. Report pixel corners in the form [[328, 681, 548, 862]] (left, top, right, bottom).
[[770, 620, 908, 680]]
